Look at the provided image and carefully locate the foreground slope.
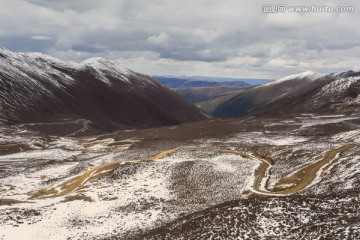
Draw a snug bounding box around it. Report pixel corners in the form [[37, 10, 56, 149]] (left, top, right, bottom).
[[0, 114, 359, 239], [0, 47, 208, 135], [142, 191, 359, 240]]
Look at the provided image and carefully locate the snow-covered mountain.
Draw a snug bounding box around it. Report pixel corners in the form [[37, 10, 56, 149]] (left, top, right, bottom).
[[263, 71, 323, 86], [197, 70, 360, 118], [0, 47, 208, 135], [254, 70, 360, 117]]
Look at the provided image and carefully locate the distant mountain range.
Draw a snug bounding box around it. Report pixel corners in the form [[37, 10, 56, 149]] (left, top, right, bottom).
[[171, 86, 244, 104], [153, 76, 259, 104], [0, 48, 208, 135], [186, 76, 275, 85], [153, 76, 274, 87], [197, 70, 360, 118], [153, 76, 252, 88]]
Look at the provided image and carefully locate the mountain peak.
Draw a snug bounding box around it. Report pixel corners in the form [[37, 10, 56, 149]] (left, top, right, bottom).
[[80, 57, 130, 74], [81, 57, 106, 65], [266, 71, 323, 86]]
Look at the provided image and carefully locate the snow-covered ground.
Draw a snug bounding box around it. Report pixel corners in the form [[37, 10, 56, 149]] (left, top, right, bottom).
[[0, 134, 256, 239], [1, 114, 359, 239]]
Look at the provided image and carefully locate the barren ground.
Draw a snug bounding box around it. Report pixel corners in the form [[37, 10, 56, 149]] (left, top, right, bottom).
[[0, 114, 359, 239]]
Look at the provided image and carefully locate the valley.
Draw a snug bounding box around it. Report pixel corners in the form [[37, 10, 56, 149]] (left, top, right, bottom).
[[0, 48, 359, 240], [0, 0, 359, 238], [0, 114, 359, 239]]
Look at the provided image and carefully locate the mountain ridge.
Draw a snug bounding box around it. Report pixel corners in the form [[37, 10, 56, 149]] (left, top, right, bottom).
[[0, 47, 208, 135], [197, 70, 360, 118]]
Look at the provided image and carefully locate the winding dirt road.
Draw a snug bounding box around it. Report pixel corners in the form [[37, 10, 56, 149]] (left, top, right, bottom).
[[29, 148, 179, 199], [237, 144, 357, 196], [29, 143, 356, 200]]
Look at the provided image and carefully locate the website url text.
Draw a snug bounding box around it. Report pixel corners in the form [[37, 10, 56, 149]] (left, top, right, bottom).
[[262, 5, 355, 13]]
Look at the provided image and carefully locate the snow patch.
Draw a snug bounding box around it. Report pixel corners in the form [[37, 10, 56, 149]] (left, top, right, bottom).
[[264, 71, 323, 86]]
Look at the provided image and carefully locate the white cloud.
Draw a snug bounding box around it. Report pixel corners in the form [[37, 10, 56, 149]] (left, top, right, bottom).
[[147, 32, 170, 45], [30, 35, 51, 40], [0, 0, 359, 78]]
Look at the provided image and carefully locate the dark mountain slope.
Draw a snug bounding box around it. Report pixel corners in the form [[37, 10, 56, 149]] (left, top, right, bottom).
[[0, 48, 208, 135], [197, 71, 360, 118], [249, 70, 360, 117], [198, 72, 326, 117]]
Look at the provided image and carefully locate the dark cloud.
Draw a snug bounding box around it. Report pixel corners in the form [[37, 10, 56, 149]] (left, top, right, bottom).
[[71, 44, 105, 54], [25, 0, 104, 12], [0, 0, 359, 78], [0, 36, 55, 52]]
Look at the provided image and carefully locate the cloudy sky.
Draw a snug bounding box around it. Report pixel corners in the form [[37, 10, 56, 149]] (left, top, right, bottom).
[[0, 0, 359, 79]]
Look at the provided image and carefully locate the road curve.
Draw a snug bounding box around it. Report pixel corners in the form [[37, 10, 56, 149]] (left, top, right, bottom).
[[234, 144, 357, 196], [29, 148, 179, 199]]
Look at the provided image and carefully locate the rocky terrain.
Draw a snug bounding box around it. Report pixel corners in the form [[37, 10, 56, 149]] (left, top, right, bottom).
[[0, 113, 359, 239]]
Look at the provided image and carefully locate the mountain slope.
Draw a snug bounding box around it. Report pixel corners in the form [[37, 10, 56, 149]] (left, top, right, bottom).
[[251, 70, 360, 117], [0, 48, 208, 135], [197, 71, 360, 118]]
